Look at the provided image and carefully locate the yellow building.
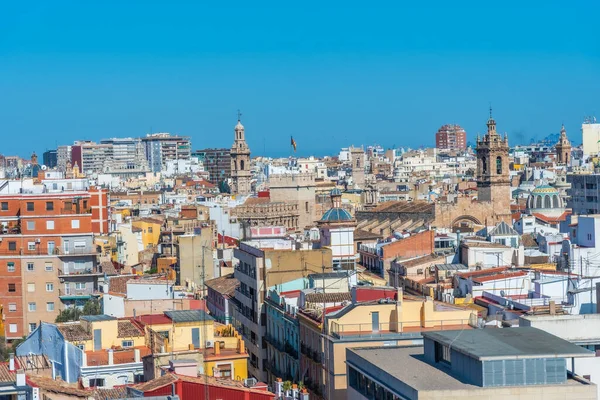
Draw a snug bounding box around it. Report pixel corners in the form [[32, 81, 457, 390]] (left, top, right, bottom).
[[132, 218, 162, 249], [57, 315, 146, 352], [298, 287, 477, 400]]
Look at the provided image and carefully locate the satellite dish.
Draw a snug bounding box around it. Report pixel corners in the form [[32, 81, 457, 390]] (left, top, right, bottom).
[[41, 165, 47, 170], [500, 290, 506, 298]]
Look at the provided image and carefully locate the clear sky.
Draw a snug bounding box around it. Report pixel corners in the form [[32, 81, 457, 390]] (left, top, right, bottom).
[[1, 1, 599, 158]]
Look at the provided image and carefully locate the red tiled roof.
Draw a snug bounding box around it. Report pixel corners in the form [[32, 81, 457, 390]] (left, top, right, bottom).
[[134, 314, 172, 325], [0, 363, 15, 383], [532, 211, 571, 224], [472, 271, 527, 284], [456, 266, 509, 278], [85, 346, 151, 366]]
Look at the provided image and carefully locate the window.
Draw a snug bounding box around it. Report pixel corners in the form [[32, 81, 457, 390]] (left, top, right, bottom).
[[0, 202, 7, 211], [8, 303, 16, 312], [148, 226, 153, 233], [71, 219, 80, 229], [64, 201, 72, 211], [8, 283, 15, 292], [435, 342, 452, 364], [496, 156, 502, 174], [27, 283, 35, 292], [28, 242, 36, 251], [8, 241, 16, 251], [481, 157, 487, 174], [26, 221, 35, 230], [88, 378, 105, 387], [46, 283, 54, 292], [121, 340, 134, 348], [46, 221, 55, 230], [157, 331, 170, 340], [47, 302, 55, 311], [76, 344, 84, 351], [27, 262, 34, 272], [588, 234, 592, 241], [45, 262, 53, 272], [26, 202, 34, 211], [75, 282, 85, 290], [29, 323, 37, 333], [9, 324, 17, 333], [7, 262, 15, 272], [46, 201, 54, 211], [28, 303, 36, 312]]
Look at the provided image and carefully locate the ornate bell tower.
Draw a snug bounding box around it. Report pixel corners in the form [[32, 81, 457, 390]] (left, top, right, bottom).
[[230, 111, 251, 195], [476, 109, 510, 208], [555, 124, 571, 165]]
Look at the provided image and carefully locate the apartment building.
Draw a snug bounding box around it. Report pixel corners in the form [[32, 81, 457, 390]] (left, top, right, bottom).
[[71, 141, 113, 174], [142, 133, 191, 173], [0, 192, 103, 340], [192, 148, 232, 185]]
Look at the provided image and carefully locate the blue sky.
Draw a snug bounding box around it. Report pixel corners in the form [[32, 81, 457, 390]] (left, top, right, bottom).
[[1, 1, 599, 158]]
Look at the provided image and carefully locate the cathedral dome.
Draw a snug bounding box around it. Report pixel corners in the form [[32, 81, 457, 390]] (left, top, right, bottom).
[[320, 208, 353, 222], [527, 184, 563, 214]]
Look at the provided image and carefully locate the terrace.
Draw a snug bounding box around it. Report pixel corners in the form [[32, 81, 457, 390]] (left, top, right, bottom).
[[329, 319, 473, 339]]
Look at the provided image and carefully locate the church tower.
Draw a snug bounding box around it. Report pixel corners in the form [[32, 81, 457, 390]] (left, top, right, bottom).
[[476, 109, 510, 208], [230, 113, 252, 195], [555, 124, 571, 165]]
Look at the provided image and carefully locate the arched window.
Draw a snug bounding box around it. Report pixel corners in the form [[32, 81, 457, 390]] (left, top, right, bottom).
[[496, 156, 502, 174], [481, 158, 487, 174], [565, 152, 569, 163], [544, 195, 552, 208], [240, 160, 245, 170], [553, 195, 560, 208], [536, 195, 542, 208]]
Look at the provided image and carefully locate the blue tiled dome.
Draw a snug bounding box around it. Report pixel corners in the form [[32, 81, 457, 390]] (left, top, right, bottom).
[[321, 208, 353, 222], [330, 188, 342, 196]]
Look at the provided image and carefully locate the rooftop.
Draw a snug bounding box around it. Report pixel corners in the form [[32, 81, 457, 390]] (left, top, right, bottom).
[[204, 274, 239, 297], [164, 309, 214, 323], [422, 327, 594, 361]]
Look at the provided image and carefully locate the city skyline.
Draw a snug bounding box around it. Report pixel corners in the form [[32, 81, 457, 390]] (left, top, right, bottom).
[[1, 1, 599, 157]]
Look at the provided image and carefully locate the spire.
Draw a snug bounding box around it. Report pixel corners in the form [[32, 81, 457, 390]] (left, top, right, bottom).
[[560, 123, 567, 137], [486, 105, 497, 136]]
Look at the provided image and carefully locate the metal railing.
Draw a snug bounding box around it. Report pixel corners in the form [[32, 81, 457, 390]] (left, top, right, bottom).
[[58, 266, 101, 276], [330, 319, 473, 339], [60, 208, 92, 214], [0, 247, 98, 256], [59, 288, 95, 297]]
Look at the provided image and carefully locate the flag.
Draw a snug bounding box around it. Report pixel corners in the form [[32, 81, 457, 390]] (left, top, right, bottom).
[[291, 136, 297, 151]]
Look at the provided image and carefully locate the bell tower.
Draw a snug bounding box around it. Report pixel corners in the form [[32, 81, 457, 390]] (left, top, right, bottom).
[[476, 108, 510, 207], [230, 111, 251, 195], [555, 124, 571, 165]]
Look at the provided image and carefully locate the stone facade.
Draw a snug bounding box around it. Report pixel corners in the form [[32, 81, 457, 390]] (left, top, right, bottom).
[[268, 173, 316, 230], [350, 146, 366, 188], [232, 201, 300, 231], [433, 113, 512, 229], [230, 118, 251, 195], [555, 124, 572, 165]]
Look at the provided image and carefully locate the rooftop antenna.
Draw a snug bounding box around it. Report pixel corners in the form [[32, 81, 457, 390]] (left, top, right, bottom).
[[489, 103, 493, 119]]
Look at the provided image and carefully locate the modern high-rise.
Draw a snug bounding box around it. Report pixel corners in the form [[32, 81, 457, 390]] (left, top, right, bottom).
[[42, 150, 58, 168], [71, 141, 113, 174], [100, 137, 148, 171], [581, 117, 600, 156], [192, 148, 231, 186], [141, 133, 191, 173], [56, 145, 72, 171], [435, 124, 467, 151]]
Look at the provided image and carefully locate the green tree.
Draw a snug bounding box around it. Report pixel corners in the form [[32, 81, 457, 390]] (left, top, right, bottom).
[[55, 299, 101, 323], [82, 299, 101, 316]]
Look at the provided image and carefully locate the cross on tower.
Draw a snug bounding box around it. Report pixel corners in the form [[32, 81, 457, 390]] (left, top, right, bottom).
[[237, 109, 242, 121]]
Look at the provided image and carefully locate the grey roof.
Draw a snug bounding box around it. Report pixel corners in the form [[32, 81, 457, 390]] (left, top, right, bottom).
[[488, 221, 518, 237], [164, 310, 214, 323], [80, 315, 117, 322], [307, 271, 350, 279], [422, 327, 595, 361], [434, 263, 468, 271]]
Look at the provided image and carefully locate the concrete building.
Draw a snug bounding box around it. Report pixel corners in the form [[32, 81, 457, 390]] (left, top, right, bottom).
[[269, 173, 316, 231], [301, 286, 475, 400], [71, 141, 113, 174], [192, 148, 231, 187], [205, 273, 239, 325], [349, 146, 366, 188], [232, 241, 333, 382], [568, 174, 600, 215], [42, 149, 57, 168], [346, 328, 596, 400], [230, 117, 252, 195], [56, 145, 72, 171], [142, 133, 191, 173], [435, 124, 467, 151], [582, 118, 600, 156]]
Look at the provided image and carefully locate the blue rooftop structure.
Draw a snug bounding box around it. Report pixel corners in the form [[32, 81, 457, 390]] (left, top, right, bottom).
[[321, 208, 353, 222], [330, 188, 342, 196]]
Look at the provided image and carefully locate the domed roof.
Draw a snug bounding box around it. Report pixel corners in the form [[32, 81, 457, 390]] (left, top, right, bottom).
[[235, 120, 244, 131], [531, 184, 559, 195], [320, 208, 353, 222], [330, 188, 342, 196]]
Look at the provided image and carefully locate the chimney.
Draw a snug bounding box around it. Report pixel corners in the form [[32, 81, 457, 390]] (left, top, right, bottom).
[[549, 300, 556, 316], [238, 338, 245, 354], [8, 354, 15, 372], [108, 349, 114, 365], [214, 341, 220, 356], [134, 348, 141, 363], [16, 371, 25, 387]]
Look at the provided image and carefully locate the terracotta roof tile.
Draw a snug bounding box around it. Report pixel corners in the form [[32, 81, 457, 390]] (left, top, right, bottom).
[[27, 375, 90, 397], [57, 323, 92, 341], [0, 363, 15, 383], [94, 386, 129, 400], [204, 274, 239, 297], [305, 292, 351, 304], [117, 320, 144, 338]]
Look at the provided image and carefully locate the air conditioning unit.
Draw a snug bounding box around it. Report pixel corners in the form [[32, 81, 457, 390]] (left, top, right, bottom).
[[205, 340, 214, 348], [244, 378, 257, 388]]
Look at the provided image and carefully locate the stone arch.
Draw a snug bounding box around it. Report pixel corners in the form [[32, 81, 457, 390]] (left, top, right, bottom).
[[240, 159, 245, 170], [452, 215, 483, 227], [536, 195, 542, 209], [553, 194, 560, 208], [496, 156, 502, 174], [544, 194, 552, 208]]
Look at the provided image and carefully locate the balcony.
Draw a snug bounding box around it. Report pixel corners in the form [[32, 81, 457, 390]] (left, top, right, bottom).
[[284, 341, 299, 358], [58, 287, 96, 299], [264, 334, 285, 352], [58, 266, 102, 277], [330, 319, 473, 339], [0, 247, 98, 257], [60, 207, 92, 215]]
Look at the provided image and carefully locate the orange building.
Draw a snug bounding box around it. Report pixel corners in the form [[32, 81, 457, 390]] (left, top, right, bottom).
[[0, 191, 106, 340]]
